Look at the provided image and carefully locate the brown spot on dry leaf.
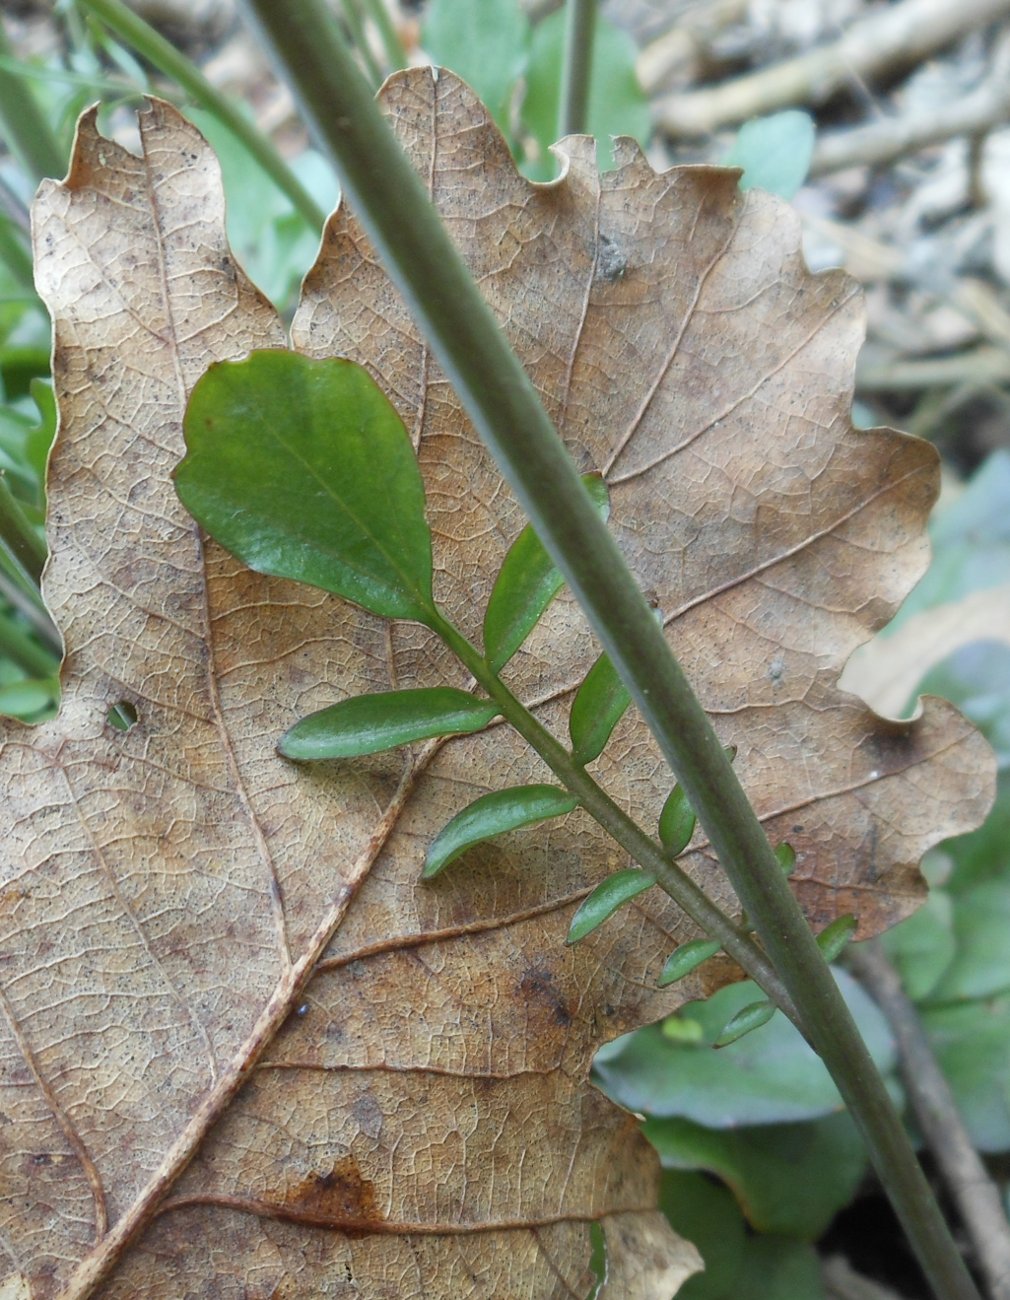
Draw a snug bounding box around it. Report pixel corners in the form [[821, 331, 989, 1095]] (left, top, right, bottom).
[[5, 72, 993, 1297]]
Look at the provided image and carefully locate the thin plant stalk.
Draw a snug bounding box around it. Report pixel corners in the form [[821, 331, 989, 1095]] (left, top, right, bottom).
[[76, 0, 326, 230], [429, 610, 795, 1017], [0, 474, 47, 587], [0, 17, 66, 181], [0, 214, 36, 292], [237, 4, 981, 1296], [0, 565, 60, 656], [358, 0, 407, 74], [0, 607, 57, 679], [558, 0, 597, 137], [339, 0, 384, 89]]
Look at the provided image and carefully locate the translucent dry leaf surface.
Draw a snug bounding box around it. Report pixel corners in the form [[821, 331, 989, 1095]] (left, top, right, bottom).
[[7, 75, 994, 1298]]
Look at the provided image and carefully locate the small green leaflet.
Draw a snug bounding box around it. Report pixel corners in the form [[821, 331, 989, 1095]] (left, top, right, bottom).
[[176, 352, 436, 623], [279, 687, 499, 760], [816, 915, 858, 963], [725, 110, 815, 199], [658, 785, 696, 858], [657, 939, 721, 987], [569, 651, 630, 765], [566, 869, 656, 945], [715, 999, 776, 1047], [423, 783, 577, 879], [775, 842, 797, 876], [483, 473, 609, 672]]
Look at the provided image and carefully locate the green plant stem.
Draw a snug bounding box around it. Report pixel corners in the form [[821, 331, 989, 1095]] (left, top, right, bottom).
[[340, 0, 383, 89], [358, 0, 407, 74], [238, 4, 981, 1296], [0, 18, 66, 181], [0, 214, 35, 292], [0, 608, 57, 678], [0, 563, 60, 656], [558, 0, 596, 137], [0, 527, 61, 655], [430, 610, 795, 1017], [0, 474, 47, 587], [76, 0, 326, 231]]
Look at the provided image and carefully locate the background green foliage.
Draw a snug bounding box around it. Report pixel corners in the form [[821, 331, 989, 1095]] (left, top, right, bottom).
[[1, 3, 1006, 1295]]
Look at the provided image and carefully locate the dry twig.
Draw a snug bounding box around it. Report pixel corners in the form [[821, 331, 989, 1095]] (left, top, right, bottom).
[[654, 0, 1010, 136], [811, 33, 1010, 175], [805, 213, 1010, 351], [823, 1255, 908, 1300], [848, 941, 1010, 1300], [635, 0, 748, 96]]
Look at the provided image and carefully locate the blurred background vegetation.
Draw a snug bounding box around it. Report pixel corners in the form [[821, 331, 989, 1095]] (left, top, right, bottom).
[[1, 2, 1007, 1296]]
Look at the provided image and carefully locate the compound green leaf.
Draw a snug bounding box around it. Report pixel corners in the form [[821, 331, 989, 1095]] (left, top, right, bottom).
[[715, 1000, 776, 1048], [815, 914, 857, 963], [659, 785, 696, 858]]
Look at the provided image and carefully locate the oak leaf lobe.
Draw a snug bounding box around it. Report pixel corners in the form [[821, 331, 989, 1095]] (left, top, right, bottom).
[[5, 70, 994, 1298]]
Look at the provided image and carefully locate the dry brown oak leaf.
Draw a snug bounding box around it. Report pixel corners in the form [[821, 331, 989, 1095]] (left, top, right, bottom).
[[7, 71, 993, 1299]]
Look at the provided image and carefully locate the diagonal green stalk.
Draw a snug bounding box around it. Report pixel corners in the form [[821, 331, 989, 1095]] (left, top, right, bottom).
[[0, 606, 58, 678], [0, 473, 47, 587], [76, 0, 325, 230], [358, 0, 407, 75], [558, 0, 597, 137], [237, 4, 981, 1296], [0, 563, 61, 655], [0, 17, 66, 181], [339, 0, 383, 89], [428, 609, 795, 1016], [0, 213, 36, 292]]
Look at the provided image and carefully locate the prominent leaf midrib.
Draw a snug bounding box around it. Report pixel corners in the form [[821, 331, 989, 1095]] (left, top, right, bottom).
[[57, 723, 439, 1299], [266, 418, 432, 613], [257, 1059, 564, 1080], [317, 885, 599, 971], [159, 1191, 656, 1235], [137, 123, 300, 983]]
